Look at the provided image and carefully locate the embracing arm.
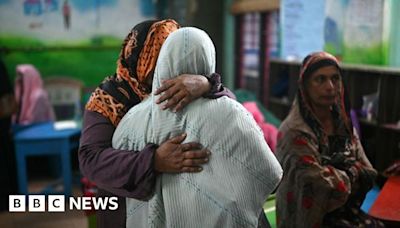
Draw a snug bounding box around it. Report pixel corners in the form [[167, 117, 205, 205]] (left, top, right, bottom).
[[79, 110, 210, 199], [155, 73, 235, 112], [79, 110, 157, 199], [80, 72, 221, 199]]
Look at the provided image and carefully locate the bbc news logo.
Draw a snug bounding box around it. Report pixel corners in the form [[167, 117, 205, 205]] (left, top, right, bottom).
[[9, 195, 118, 212]]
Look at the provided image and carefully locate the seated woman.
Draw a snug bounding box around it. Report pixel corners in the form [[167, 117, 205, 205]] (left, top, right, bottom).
[[13, 64, 55, 125], [112, 27, 283, 228], [275, 51, 384, 227]]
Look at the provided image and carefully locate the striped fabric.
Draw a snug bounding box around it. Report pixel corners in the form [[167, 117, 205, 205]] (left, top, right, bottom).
[[112, 27, 283, 228]]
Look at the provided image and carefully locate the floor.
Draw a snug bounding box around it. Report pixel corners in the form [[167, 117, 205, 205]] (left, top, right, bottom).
[[0, 208, 88, 228], [0, 179, 89, 228], [1, 178, 276, 228], [1, 180, 274, 228], [1, 177, 396, 228]]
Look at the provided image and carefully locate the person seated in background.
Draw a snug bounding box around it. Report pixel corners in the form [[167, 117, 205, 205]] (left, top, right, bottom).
[[242, 101, 279, 152], [275, 51, 384, 227], [13, 64, 55, 125], [113, 27, 283, 228], [0, 58, 18, 211]]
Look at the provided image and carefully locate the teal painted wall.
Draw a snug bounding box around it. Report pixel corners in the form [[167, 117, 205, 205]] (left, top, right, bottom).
[[222, 0, 235, 90]]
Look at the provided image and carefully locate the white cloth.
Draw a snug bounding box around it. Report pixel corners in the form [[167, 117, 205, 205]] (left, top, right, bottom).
[[112, 27, 283, 228]]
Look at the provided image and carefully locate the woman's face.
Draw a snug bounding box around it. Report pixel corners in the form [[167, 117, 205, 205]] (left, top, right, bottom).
[[305, 65, 341, 109]]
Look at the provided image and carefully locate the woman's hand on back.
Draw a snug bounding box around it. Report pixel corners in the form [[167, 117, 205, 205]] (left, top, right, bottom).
[[154, 133, 210, 173], [154, 74, 211, 112]]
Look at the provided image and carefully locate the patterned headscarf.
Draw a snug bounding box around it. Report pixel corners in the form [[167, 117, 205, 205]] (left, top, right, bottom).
[[86, 19, 180, 126], [297, 51, 353, 154]]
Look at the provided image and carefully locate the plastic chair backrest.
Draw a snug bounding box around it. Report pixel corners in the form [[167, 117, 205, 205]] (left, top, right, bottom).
[[44, 77, 83, 121]]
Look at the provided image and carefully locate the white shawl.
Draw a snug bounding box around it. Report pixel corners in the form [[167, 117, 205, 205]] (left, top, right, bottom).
[[112, 27, 283, 228]]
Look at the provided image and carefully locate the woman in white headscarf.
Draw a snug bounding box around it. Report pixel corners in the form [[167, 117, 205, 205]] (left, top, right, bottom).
[[113, 27, 282, 228]]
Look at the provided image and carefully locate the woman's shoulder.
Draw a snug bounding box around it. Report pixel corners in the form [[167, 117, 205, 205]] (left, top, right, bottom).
[[280, 107, 316, 136], [190, 96, 241, 112], [280, 116, 306, 137], [122, 97, 152, 119], [278, 115, 319, 153], [186, 97, 254, 125]]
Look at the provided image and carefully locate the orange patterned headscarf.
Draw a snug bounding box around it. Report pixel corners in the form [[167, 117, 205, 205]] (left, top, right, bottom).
[[86, 19, 180, 126]]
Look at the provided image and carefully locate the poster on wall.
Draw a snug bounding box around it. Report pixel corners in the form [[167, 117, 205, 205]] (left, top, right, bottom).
[[280, 0, 325, 61], [0, 0, 155, 48], [324, 0, 346, 60], [342, 0, 384, 65], [383, 0, 400, 67]]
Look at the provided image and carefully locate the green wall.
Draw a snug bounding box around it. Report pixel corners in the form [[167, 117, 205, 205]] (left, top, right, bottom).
[[223, 0, 235, 90], [1, 36, 121, 87], [3, 49, 119, 87]]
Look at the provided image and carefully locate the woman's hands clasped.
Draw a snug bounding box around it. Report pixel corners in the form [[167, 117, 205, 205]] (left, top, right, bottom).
[[154, 133, 210, 173], [155, 74, 211, 112]]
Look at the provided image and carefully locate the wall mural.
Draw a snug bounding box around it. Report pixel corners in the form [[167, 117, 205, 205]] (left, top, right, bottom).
[[0, 0, 156, 86], [0, 0, 155, 47]]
